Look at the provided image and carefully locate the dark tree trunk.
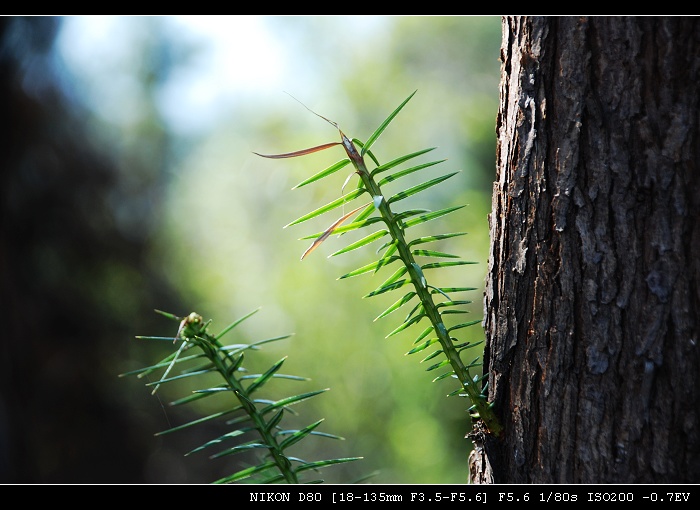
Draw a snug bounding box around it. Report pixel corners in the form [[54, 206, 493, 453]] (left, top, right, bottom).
[[0, 17, 187, 483], [481, 16, 700, 483]]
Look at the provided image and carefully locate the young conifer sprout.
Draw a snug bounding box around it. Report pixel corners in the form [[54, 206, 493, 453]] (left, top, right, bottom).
[[123, 308, 361, 483], [255, 91, 503, 439]]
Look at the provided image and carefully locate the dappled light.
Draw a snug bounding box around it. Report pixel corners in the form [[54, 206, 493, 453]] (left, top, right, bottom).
[[1, 15, 501, 484]]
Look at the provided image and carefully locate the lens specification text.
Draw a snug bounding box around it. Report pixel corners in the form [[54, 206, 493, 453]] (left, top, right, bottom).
[[247, 488, 693, 504]]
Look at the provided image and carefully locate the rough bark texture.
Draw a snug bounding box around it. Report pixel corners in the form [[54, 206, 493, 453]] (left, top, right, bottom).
[[482, 16, 700, 483]]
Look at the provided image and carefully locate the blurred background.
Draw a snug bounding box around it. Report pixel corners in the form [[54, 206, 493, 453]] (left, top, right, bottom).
[[0, 15, 502, 484]]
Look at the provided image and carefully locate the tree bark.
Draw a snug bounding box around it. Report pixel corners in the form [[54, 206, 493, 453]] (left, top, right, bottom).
[[482, 16, 700, 483]]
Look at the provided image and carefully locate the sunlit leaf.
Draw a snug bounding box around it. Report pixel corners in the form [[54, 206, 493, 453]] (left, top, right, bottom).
[[374, 292, 417, 321], [432, 370, 455, 382], [213, 461, 278, 484], [436, 300, 472, 308], [361, 90, 417, 156], [364, 279, 410, 298], [375, 266, 408, 290], [253, 142, 341, 159], [402, 205, 465, 229], [421, 260, 477, 270], [431, 286, 478, 293], [292, 159, 351, 189], [374, 242, 399, 274], [387, 172, 459, 204], [465, 357, 482, 369], [456, 340, 483, 352], [371, 148, 436, 178], [407, 232, 467, 247], [279, 419, 324, 450], [349, 202, 376, 224], [329, 230, 389, 257], [426, 359, 451, 371], [259, 389, 329, 415], [246, 357, 286, 395], [300, 203, 370, 260], [407, 310, 428, 332], [215, 308, 261, 340], [421, 349, 444, 363], [447, 320, 482, 333], [377, 159, 446, 185], [338, 257, 400, 279], [285, 189, 366, 228], [413, 326, 433, 345], [300, 216, 384, 240], [412, 249, 460, 258], [406, 337, 440, 355], [385, 313, 425, 338]]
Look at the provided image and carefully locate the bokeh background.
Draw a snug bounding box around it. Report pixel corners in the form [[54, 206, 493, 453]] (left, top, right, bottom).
[[0, 15, 502, 484]]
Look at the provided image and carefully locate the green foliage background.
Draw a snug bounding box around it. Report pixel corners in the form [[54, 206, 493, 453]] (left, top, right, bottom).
[[156, 16, 500, 484], [6, 16, 502, 484]]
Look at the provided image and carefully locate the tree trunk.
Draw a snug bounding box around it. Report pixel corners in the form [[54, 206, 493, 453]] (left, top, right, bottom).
[[481, 16, 700, 484]]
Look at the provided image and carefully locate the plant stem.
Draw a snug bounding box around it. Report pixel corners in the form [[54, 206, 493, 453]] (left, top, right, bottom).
[[192, 328, 299, 483], [342, 132, 503, 438]]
